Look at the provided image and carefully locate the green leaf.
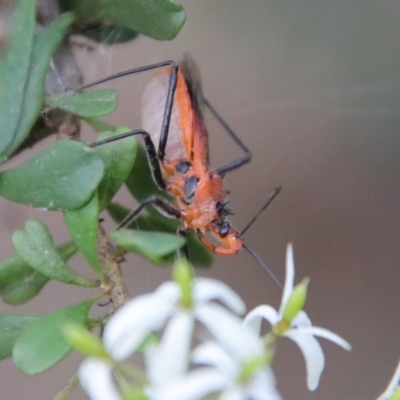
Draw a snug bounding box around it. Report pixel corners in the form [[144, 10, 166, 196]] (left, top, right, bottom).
[[59, 0, 186, 40], [0, 140, 104, 210], [12, 220, 98, 287], [0, 12, 74, 162], [109, 229, 185, 265], [0, 315, 42, 360], [84, 117, 116, 133], [63, 194, 103, 279], [13, 297, 97, 375], [0, 242, 77, 305], [76, 23, 138, 44], [45, 89, 117, 118], [0, 0, 35, 159], [1, 271, 49, 306], [94, 127, 137, 210]]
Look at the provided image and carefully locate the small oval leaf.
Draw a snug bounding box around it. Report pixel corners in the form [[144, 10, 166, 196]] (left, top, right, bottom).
[[63, 194, 103, 280], [0, 0, 35, 158], [109, 229, 185, 265], [1, 13, 75, 162], [45, 89, 117, 118], [12, 220, 98, 287], [0, 242, 78, 305], [94, 127, 137, 210], [0, 140, 104, 210], [0, 315, 42, 360], [1, 272, 49, 306], [13, 297, 97, 375], [59, 0, 186, 40]]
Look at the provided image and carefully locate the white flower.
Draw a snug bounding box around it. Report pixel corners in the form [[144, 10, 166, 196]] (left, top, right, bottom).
[[104, 275, 246, 360], [243, 244, 351, 391], [377, 359, 400, 400], [148, 307, 281, 400], [189, 340, 282, 400], [79, 261, 246, 400]]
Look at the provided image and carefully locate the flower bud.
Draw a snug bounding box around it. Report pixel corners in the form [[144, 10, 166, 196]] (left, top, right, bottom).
[[173, 258, 193, 308], [283, 278, 309, 323], [63, 324, 109, 359]]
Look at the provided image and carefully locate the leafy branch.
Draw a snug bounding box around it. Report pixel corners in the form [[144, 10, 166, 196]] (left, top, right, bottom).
[[0, 0, 191, 396]]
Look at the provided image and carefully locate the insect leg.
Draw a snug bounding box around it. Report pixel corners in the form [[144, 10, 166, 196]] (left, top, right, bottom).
[[79, 60, 179, 163], [196, 231, 240, 256], [116, 195, 181, 230], [88, 129, 166, 190], [158, 64, 179, 161], [204, 99, 252, 175], [78, 61, 178, 91]]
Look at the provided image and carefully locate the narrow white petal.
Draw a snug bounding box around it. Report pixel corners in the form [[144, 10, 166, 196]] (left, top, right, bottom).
[[192, 341, 237, 376], [243, 305, 280, 334], [296, 326, 351, 351], [377, 359, 400, 400], [285, 331, 324, 391], [104, 283, 179, 360], [196, 303, 263, 361], [292, 310, 312, 328], [278, 243, 295, 317], [154, 281, 181, 300], [149, 368, 229, 400], [79, 359, 121, 400], [104, 294, 172, 359], [194, 278, 246, 315], [148, 311, 194, 387], [248, 369, 282, 400]]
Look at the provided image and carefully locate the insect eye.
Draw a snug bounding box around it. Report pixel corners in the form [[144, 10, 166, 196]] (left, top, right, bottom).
[[216, 201, 233, 218], [183, 175, 199, 204], [216, 201, 224, 211]]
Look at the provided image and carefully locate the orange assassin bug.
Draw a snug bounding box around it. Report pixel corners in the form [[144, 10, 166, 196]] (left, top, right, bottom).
[[84, 55, 282, 289]]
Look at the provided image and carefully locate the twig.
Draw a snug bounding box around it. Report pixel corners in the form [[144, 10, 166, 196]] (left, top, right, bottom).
[[53, 372, 79, 400], [97, 225, 130, 308]]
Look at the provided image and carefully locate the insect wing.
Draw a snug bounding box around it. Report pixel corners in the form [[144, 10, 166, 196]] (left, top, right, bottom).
[[141, 66, 194, 161]]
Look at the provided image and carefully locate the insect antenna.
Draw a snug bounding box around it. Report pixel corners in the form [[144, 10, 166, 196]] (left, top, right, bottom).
[[239, 187, 283, 290], [240, 187, 282, 237], [243, 244, 283, 291]]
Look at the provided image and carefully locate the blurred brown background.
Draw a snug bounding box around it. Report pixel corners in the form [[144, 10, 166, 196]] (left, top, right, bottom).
[[2, 0, 400, 399]]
